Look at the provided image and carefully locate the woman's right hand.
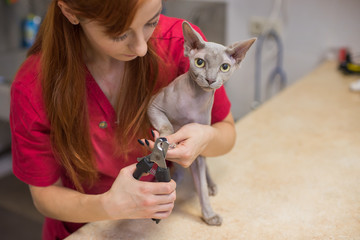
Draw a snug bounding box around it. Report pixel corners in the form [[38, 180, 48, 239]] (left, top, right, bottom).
[[101, 163, 176, 220]]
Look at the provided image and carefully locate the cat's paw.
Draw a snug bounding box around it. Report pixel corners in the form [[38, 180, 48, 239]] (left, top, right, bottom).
[[202, 213, 222, 226], [208, 184, 218, 196], [158, 127, 173, 138]]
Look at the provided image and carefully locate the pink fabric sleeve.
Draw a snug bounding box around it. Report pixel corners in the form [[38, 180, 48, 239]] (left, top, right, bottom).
[[10, 59, 61, 186]]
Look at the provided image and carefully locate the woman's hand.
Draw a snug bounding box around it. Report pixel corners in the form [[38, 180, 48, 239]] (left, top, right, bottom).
[[165, 123, 215, 168], [147, 123, 215, 168], [102, 163, 176, 220], [145, 113, 236, 168]]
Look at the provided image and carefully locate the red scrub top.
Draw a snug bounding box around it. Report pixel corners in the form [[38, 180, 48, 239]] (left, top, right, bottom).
[[10, 15, 231, 239]]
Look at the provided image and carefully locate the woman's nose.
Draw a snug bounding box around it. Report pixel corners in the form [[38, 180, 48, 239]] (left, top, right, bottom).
[[130, 33, 148, 57]]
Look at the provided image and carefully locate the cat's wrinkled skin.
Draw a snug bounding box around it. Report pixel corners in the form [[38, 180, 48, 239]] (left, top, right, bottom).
[[148, 21, 255, 226]]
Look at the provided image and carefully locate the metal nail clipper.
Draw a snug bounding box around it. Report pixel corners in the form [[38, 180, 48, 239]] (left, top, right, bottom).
[[133, 137, 171, 224]]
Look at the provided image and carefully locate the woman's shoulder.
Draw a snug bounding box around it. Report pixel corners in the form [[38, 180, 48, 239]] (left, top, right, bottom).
[[11, 54, 44, 112], [152, 15, 206, 61], [153, 14, 185, 40], [151, 15, 207, 82], [153, 14, 204, 41]]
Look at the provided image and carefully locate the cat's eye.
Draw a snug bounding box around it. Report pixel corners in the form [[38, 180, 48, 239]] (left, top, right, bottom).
[[195, 58, 205, 68], [220, 63, 231, 72]]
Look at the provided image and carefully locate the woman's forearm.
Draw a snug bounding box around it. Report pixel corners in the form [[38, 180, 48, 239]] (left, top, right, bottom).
[[29, 164, 176, 223], [29, 181, 109, 223]]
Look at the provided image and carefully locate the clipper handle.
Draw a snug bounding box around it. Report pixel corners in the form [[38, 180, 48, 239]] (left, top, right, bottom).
[[155, 167, 171, 183], [133, 158, 153, 180], [152, 166, 171, 224]]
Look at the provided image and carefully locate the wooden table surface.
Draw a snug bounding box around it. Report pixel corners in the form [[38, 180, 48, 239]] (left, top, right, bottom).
[[66, 61, 360, 240]]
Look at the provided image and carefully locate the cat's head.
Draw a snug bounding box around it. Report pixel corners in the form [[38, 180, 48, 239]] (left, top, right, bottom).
[[182, 21, 256, 91]]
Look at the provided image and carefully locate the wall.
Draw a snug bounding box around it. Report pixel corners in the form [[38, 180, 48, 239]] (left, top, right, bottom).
[[225, 0, 360, 120], [0, 0, 51, 152], [164, 0, 360, 120], [1, 0, 360, 121], [0, 0, 50, 52], [163, 1, 226, 45]]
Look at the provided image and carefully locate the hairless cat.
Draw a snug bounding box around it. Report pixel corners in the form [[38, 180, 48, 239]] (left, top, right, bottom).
[[148, 21, 256, 226]]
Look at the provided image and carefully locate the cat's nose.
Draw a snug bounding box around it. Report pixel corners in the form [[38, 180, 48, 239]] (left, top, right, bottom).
[[206, 78, 215, 85]]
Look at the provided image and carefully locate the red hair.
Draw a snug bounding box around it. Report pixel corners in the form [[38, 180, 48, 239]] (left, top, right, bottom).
[[28, 0, 162, 192]]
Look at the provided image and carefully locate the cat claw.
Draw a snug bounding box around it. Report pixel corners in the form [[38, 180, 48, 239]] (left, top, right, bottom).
[[202, 213, 222, 226]]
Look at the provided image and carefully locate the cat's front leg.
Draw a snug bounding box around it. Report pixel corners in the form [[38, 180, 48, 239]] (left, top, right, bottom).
[[148, 104, 174, 137], [170, 163, 185, 184], [190, 156, 222, 226]]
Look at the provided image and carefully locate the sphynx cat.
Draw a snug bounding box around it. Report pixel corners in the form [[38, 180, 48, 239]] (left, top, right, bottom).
[[148, 21, 255, 226]]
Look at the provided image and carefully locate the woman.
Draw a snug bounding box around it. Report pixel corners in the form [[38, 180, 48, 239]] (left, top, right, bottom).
[[10, 0, 236, 239]]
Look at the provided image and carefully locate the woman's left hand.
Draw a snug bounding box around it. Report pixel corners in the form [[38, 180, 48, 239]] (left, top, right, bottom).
[[148, 123, 215, 168]]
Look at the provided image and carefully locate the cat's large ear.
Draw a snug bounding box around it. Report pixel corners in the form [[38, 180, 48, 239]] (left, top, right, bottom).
[[182, 21, 206, 56], [226, 38, 256, 66]]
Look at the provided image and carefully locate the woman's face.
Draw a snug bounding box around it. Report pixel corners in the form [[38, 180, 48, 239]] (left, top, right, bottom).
[[80, 0, 162, 62]]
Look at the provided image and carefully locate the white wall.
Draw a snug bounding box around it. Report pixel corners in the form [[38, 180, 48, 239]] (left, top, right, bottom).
[[224, 0, 360, 120]]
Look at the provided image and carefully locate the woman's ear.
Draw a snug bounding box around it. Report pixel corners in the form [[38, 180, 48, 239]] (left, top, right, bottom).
[[58, 1, 79, 25]]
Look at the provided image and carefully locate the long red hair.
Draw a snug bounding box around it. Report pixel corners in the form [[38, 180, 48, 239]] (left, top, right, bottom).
[[28, 0, 161, 192]]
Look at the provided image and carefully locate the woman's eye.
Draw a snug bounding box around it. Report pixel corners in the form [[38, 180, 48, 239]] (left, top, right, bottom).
[[195, 58, 205, 68], [220, 63, 230, 72], [147, 20, 159, 28], [113, 33, 128, 42]]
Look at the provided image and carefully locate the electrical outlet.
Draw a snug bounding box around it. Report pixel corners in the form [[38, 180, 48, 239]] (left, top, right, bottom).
[[249, 16, 282, 36]]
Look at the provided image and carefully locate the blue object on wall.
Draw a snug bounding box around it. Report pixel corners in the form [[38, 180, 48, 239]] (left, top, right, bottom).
[[22, 14, 41, 48]]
